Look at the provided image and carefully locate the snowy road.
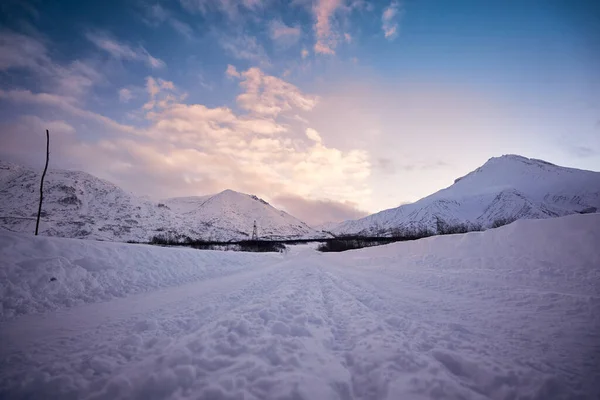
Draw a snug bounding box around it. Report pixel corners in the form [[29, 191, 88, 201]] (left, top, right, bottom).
[[1, 215, 600, 399]]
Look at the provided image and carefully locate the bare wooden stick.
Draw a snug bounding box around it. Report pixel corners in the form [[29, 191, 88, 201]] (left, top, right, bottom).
[[35, 129, 50, 236]]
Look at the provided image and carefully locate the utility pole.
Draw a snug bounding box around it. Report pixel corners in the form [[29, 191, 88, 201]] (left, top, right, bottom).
[[35, 129, 50, 236], [252, 220, 258, 240]]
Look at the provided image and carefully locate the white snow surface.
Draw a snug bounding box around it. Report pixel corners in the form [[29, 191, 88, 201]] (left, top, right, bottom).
[[1, 213, 599, 399], [331, 154, 600, 235], [0, 160, 324, 242]]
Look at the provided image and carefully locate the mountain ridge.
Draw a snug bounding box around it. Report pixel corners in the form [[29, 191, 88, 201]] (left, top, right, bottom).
[[0, 160, 325, 242], [329, 154, 600, 236]]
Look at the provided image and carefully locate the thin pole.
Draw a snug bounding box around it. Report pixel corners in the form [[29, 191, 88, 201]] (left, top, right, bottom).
[[35, 129, 50, 235]]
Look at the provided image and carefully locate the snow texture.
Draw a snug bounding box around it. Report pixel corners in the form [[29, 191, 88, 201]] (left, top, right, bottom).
[[0, 160, 325, 242], [1, 213, 599, 399], [331, 154, 600, 236]]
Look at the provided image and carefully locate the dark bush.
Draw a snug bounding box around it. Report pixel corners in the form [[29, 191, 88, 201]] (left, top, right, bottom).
[[317, 238, 387, 252], [238, 240, 286, 253], [435, 217, 470, 235], [491, 217, 517, 229]]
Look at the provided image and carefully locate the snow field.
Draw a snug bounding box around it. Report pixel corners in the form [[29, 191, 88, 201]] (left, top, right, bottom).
[[1, 213, 599, 399], [0, 231, 283, 320]]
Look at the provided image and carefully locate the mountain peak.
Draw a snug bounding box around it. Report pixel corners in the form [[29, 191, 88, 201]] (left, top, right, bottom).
[[484, 154, 557, 168], [0, 161, 326, 241], [331, 154, 600, 236]]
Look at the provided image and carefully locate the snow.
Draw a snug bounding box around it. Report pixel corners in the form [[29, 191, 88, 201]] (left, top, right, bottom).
[[0, 160, 325, 242], [332, 154, 600, 235], [163, 190, 321, 240], [1, 213, 599, 399]]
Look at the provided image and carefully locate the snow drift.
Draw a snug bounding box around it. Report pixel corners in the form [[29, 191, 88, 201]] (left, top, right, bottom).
[[0, 214, 599, 399]]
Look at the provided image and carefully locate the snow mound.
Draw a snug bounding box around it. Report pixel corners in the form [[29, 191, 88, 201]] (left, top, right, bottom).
[[0, 230, 282, 319]]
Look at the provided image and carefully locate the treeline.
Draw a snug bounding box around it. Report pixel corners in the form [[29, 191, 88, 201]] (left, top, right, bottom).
[[142, 233, 287, 253], [318, 217, 517, 252], [132, 216, 518, 253]]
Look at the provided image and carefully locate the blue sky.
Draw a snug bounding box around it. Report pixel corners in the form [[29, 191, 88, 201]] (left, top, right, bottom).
[[0, 0, 598, 225]]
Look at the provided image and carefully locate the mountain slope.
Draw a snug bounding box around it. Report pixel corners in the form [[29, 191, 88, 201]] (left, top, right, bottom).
[[164, 191, 320, 240], [0, 161, 324, 242], [331, 155, 600, 235]]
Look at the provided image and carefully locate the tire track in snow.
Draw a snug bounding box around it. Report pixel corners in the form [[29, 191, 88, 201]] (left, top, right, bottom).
[[0, 260, 293, 399], [322, 258, 598, 399]]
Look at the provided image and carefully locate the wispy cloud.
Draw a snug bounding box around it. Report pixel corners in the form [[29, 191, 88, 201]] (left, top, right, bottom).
[[118, 88, 134, 103], [382, 1, 400, 40], [313, 0, 343, 54], [0, 30, 101, 99], [0, 89, 138, 134], [142, 3, 194, 40], [219, 34, 270, 66], [270, 20, 301, 46], [272, 195, 369, 226], [179, 0, 261, 20], [85, 31, 166, 68]]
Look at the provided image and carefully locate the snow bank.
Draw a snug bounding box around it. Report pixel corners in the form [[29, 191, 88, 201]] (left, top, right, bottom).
[[339, 213, 600, 294], [1, 214, 599, 399], [0, 230, 282, 320]]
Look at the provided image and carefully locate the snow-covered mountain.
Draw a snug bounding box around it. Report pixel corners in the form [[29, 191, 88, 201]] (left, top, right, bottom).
[[0, 161, 324, 242], [162, 191, 320, 240], [330, 155, 600, 236]]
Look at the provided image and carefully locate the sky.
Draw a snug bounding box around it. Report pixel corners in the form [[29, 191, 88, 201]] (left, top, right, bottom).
[[0, 0, 598, 226]]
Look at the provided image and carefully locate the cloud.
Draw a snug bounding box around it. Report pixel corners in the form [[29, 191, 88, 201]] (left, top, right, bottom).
[[306, 127, 322, 143], [0, 116, 79, 169], [272, 195, 369, 226], [142, 77, 182, 110], [85, 31, 166, 68], [235, 67, 318, 116], [0, 89, 138, 134], [376, 158, 453, 174], [142, 3, 194, 39], [376, 157, 395, 174], [179, 0, 261, 20], [313, 0, 343, 54], [0, 30, 101, 99], [225, 64, 241, 79], [169, 19, 194, 39], [1, 54, 372, 213], [118, 88, 134, 103], [382, 1, 400, 40], [0, 30, 47, 71], [219, 34, 270, 65], [569, 145, 596, 158], [270, 20, 301, 46]]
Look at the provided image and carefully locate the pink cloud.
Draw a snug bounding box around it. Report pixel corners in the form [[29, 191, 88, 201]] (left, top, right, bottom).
[[313, 0, 343, 54], [225, 64, 241, 79], [382, 1, 401, 39], [272, 195, 369, 226], [270, 20, 301, 45], [236, 67, 318, 116]]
